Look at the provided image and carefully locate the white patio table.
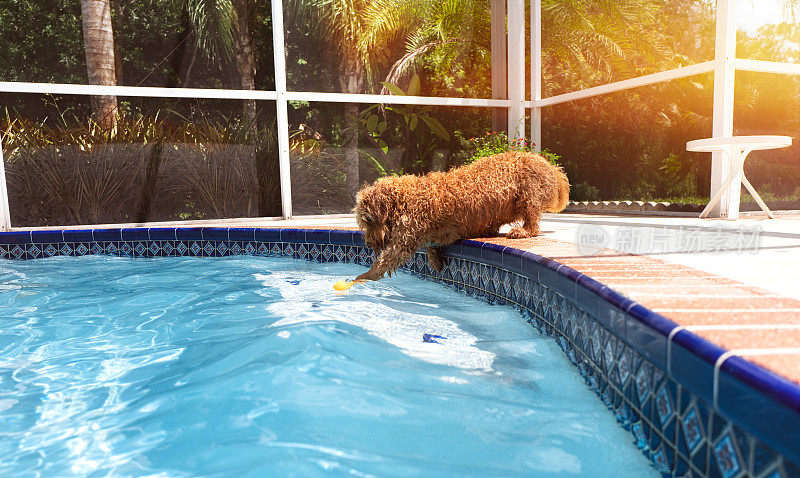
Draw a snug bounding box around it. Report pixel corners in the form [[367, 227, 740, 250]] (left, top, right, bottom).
[[686, 135, 792, 220]]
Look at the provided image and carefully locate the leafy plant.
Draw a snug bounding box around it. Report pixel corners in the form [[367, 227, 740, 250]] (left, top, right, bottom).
[[571, 182, 601, 201], [1, 101, 281, 226], [464, 130, 561, 167], [354, 76, 450, 177]]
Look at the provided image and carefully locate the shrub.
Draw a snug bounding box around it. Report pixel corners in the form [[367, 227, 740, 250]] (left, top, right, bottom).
[[570, 182, 601, 201], [464, 131, 562, 167], [1, 108, 281, 226]]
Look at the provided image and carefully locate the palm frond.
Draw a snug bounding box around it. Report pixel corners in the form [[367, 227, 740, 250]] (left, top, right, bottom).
[[185, 0, 237, 63], [782, 0, 800, 22]]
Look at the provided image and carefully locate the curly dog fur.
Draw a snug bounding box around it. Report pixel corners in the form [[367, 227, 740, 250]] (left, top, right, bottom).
[[354, 151, 570, 281]]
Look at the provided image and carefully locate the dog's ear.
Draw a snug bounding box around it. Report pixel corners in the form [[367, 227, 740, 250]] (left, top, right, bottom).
[[371, 185, 396, 223]]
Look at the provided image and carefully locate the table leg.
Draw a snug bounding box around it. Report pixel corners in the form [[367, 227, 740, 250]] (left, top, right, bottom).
[[700, 151, 733, 219], [700, 166, 734, 219], [725, 150, 746, 221], [741, 176, 775, 219]]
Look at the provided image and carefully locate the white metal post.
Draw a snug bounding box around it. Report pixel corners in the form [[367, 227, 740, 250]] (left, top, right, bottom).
[[490, 0, 507, 133], [507, 0, 525, 142], [0, 138, 11, 231], [710, 0, 737, 218], [531, 0, 542, 151], [271, 0, 293, 219]]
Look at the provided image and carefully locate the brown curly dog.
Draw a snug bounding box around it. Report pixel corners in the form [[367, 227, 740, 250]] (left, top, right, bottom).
[[354, 151, 570, 281]]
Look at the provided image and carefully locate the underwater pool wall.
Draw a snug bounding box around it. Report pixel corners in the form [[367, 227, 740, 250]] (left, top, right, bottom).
[[0, 226, 798, 477]]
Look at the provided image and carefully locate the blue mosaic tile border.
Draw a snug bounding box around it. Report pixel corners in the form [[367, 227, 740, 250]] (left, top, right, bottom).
[[0, 227, 798, 477]]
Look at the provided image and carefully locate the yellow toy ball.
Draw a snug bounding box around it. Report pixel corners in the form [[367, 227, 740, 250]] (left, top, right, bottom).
[[333, 280, 355, 291]]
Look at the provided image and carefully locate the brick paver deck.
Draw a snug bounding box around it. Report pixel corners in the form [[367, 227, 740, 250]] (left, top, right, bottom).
[[478, 235, 800, 385]]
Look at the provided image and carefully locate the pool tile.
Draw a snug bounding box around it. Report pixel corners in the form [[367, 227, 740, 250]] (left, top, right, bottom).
[[42, 243, 59, 257], [121, 228, 149, 242], [752, 440, 782, 476], [279, 229, 305, 244], [63, 230, 94, 243], [148, 228, 177, 241], [626, 314, 670, 371], [30, 230, 63, 243], [161, 241, 176, 256], [176, 227, 204, 241], [175, 241, 189, 256], [458, 241, 484, 261], [716, 356, 800, 466], [92, 228, 123, 242], [133, 241, 149, 257], [229, 228, 255, 242], [480, 242, 505, 266], [749, 356, 800, 385], [202, 228, 228, 241], [254, 228, 280, 243], [669, 342, 718, 406], [148, 241, 162, 257], [0, 231, 32, 244], [119, 242, 133, 256], [327, 229, 354, 245], [25, 244, 42, 259], [499, 248, 525, 275], [304, 229, 330, 245]]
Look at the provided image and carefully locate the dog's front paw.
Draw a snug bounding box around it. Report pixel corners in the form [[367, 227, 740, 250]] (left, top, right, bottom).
[[507, 227, 531, 239], [356, 269, 383, 281], [426, 247, 444, 272]]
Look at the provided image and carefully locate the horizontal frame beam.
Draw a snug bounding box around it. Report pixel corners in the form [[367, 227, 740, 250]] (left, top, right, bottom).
[[0, 59, 795, 114], [0, 82, 510, 108], [2, 58, 796, 111], [534, 61, 715, 108], [0, 82, 279, 101], [284, 91, 509, 107], [735, 58, 800, 76]]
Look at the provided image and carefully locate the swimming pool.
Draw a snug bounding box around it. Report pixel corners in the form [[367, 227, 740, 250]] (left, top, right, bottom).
[[0, 226, 797, 477], [0, 255, 657, 476]]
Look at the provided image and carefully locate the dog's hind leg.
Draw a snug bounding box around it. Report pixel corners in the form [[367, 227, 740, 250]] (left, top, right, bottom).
[[507, 209, 541, 239], [426, 246, 444, 272]]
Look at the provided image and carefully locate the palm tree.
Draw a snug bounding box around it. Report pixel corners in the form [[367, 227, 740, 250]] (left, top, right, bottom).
[[300, 0, 412, 197], [385, 0, 668, 97], [184, 0, 257, 130], [781, 0, 799, 22], [80, 0, 118, 129]]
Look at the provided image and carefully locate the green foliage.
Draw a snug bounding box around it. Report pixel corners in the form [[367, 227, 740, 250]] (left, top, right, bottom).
[[571, 182, 601, 202], [1, 102, 280, 226], [183, 0, 237, 63], [464, 131, 561, 167], [354, 78, 450, 177], [0, 0, 85, 83], [295, 0, 413, 91], [0, 0, 797, 213]]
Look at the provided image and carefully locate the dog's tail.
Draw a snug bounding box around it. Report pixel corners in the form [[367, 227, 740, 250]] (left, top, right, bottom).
[[545, 167, 570, 213]]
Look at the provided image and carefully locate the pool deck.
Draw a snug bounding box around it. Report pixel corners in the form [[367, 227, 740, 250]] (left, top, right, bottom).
[[16, 212, 800, 386]]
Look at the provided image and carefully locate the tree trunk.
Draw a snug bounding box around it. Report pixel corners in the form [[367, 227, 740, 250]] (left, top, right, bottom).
[[340, 62, 365, 199], [182, 42, 199, 88], [233, 0, 257, 132], [80, 0, 118, 129], [111, 0, 124, 85]]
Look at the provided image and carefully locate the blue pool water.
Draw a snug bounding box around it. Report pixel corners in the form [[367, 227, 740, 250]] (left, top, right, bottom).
[[0, 256, 657, 477]]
